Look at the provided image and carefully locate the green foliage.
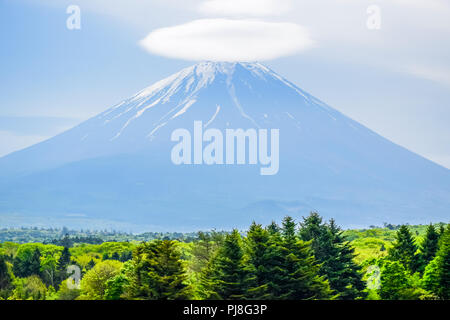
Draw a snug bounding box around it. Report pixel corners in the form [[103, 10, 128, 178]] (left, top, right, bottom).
[[104, 273, 128, 300], [205, 218, 334, 300], [280, 216, 334, 300], [104, 261, 133, 300], [12, 243, 63, 279], [0, 219, 447, 300], [58, 247, 71, 270], [11, 275, 47, 300], [13, 247, 41, 278], [418, 224, 440, 273], [328, 220, 366, 299], [125, 240, 191, 300], [40, 254, 58, 288], [0, 252, 13, 299], [387, 225, 419, 273], [54, 246, 72, 286], [422, 257, 440, 295], [56, 279, 81, 300], [423, 225, 450, 299], [378, 261, 435, 300], [119, 251, 133, 262], [205, 230, 248, 299], [72, 254, 100, 273], [299, 213, 366, 299], [244, 223, 274, 299], [69, 242, 136, 259], [110, 252, 120, 261], [366, 289, 381, 300], [190, 231, 224, 274], [350, 237, 390, 264], [343, 224, 434, 264], [80, 260, 122, 299], [0, 227, 200, 244], [379, 261, 409, 299]]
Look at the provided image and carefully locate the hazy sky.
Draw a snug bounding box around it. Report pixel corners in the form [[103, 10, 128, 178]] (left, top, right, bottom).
[[1, 0, 449, 168]]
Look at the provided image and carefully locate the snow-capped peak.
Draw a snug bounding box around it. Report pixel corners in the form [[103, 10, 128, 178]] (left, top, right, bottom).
[[130, 62, 278, 101], [97, 61, 347, 142]]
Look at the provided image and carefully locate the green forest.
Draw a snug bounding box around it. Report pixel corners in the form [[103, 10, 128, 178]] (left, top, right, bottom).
[[0, 213, 448, 300]]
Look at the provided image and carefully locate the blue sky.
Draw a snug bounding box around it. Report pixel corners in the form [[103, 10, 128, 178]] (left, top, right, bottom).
[[1, 0, 449, 168]]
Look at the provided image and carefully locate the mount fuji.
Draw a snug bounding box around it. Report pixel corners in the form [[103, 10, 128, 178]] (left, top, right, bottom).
[[0, 62, 449, 231]]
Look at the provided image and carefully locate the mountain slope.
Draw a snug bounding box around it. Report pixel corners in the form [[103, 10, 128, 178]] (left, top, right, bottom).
[[0, 62, 448, 231]]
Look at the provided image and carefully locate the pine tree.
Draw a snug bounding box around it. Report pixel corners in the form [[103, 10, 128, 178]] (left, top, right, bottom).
[[438, 225, 450, 299], [111, 252, 120, 261], [193, 231, 226, 299], [207, 230, 248, 299], [424, 225, 450, 299], [0, 252, 13, 299], [279, 216, 334, 300], [439, 224, 446, 238], [60, 235, 72, 248], [298, 212, 333, 274], [379, 261, 409, 300], [119, 251, 132, 262], [197, 260, 218, 299], [266, 221, 280, 235], [190, 231, 221, 274], [422, 257, 440, 297], [245, 223, 275, 299], [299, 212, 327, 250], [125, 240, 191, 300], [326, 219, 366, 299], [86, 259, 95, 270], [419, 224, 440, 272], [299, 213, 366, 299], [56, 246, 71, 284], [57, 247, 71, 271], [388, 225, 419, 273], [29, 248, 42, 276]]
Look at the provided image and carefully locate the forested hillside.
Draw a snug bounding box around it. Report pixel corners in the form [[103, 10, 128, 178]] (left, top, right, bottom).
[[0, 213, 448, 300]]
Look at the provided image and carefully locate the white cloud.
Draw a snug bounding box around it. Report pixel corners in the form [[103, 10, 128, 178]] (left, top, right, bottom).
[[390, 0, 449, 10], [139, 19, 314, 61], [406, 65, 450, 88], [198, 0, 291, 17], [425, 154, 450, 170], [0, 131, 48, 157]]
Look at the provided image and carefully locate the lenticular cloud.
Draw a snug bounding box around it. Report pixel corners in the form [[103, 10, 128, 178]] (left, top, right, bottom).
[[139, 19, 314, 61], [198, 0, 292, 17]]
